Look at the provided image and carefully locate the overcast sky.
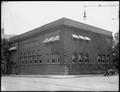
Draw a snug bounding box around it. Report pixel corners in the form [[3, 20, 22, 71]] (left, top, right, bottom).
[[1, 1, 119, 36]]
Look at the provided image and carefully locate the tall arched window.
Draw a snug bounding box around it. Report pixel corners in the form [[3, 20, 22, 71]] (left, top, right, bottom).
[[57, 55, 60, 64], [102, 54, 105, 63], [78, 53, 83, 63], [72, 53, 77, 64], [106, 55, 110, 63], [27, 51, 29, 64], [28, 51, 30, 64], [24, 52, 28, 64], [51, 54, 56, 64], [84, 53, 89, 63], [33, 50, 36, 63], [37, 50, 41, 63], [23, 52, 26, 64], [34, 50, 37, 64], [29, 51, 32, 64], [37, 50, 39, 61], [32, 50, 35, 64], [20, 52, 23, 64], [97, 54, 102, 63]]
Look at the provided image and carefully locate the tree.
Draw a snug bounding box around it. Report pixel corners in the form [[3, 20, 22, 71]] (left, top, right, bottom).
[[1, 38, 10, 75], [112, 31, 119, 72]]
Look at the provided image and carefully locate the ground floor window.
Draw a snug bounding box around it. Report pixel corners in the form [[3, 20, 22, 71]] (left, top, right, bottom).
[[50, 54, 60, 64], [20, 53, 61, 65], [106, 55, 110, 63], [78, 53, 83, 63], [102, 55, 105, 62], [97, 54, 110, 63], [97, 54, 102, 62], [84, 53, 89, 63], [39, 60, 42, 63], [72, 53, 89, 64], [52, 59, 55, 63], [72, 54, 77, 63]]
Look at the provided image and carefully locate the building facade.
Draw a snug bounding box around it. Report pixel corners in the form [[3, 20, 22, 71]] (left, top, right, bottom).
[[9, 18, 113, 75]]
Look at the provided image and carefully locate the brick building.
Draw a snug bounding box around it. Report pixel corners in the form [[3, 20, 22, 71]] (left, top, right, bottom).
[[9, 18, 113, 75]]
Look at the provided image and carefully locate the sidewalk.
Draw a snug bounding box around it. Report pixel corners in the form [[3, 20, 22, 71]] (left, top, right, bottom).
[[1, 74, 119, 91]]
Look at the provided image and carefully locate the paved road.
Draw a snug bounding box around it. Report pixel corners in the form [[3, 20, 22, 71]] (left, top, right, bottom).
[[1, 75, 119, 91]]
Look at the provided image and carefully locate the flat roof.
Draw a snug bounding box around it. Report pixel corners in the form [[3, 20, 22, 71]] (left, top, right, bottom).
[[10, 18, 112, 42]]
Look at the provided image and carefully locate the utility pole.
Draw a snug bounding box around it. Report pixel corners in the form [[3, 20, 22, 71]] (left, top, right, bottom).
[[83, 4, 119, 20], [1, 22, 4, 34]]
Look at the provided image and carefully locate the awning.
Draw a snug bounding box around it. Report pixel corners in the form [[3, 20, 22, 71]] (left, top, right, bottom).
[[72, 34, 91, 41], [47, 36, 55, 42], [84, 36, 91, 41], [52, 35, 60, 41], [72, 34, 79, 39], [78, 35, 85, 40], [43, 35, 60, 43], [43, 38, 49, 43], [9, 46, 17, 51]]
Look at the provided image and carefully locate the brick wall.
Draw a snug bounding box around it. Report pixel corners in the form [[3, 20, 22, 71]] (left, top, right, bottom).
[[63, 26, 112, 74], [10, 25, 112, 75]]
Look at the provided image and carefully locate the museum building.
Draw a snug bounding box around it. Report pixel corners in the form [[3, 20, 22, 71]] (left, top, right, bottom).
[[9, 18, 113, 75]]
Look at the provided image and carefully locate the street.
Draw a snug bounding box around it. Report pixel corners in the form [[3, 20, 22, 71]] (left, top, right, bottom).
[[1, 75, 119, 91]]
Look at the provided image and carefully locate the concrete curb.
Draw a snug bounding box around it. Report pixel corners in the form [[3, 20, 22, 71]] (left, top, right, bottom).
[[2, 74, 106, 78]]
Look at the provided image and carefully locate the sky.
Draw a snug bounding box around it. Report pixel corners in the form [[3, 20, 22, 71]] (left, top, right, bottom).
[[1, 1, 119, 36]]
